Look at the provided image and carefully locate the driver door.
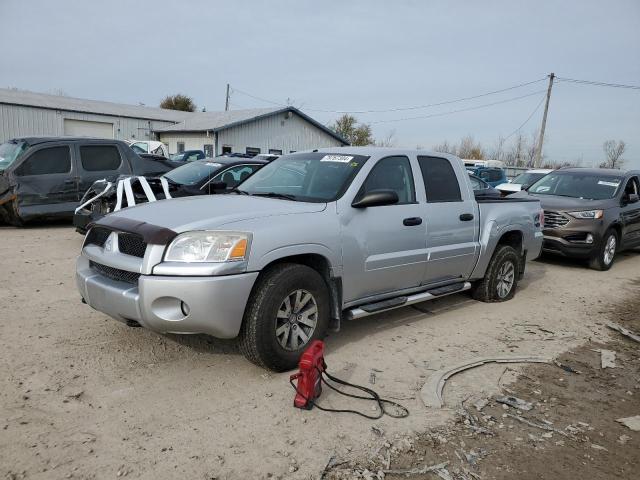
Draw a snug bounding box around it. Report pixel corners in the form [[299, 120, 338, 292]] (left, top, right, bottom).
[[620, 176, 640, 248]]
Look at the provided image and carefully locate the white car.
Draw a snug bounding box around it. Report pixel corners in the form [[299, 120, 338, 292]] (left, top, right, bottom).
[[496, 169, 554, 195], [127, 140, 169, 158]]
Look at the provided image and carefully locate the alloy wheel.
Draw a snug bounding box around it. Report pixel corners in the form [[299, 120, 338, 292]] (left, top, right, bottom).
[[603, 235, 616, 265], [496, 261, 515, 299], [275, 289, 318, 351]]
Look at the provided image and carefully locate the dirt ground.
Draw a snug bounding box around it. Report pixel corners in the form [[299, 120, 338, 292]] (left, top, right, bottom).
[[1, 225, 639, 480]]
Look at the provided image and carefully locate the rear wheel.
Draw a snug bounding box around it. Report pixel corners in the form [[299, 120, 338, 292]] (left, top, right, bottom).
[[238, 263, 330, 371], [589, 229, 618, 271], [472, 245, 520, 302]]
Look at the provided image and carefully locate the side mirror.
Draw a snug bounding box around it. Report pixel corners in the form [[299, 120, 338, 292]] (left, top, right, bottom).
[[210, 181, 227, 192], [352, 189, 399, 208], [624, 193, 639, 205]]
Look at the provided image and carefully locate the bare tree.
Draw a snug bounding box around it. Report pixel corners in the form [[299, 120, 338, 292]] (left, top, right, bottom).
[[457, 135, 485, 159], [375, 129, 396, 147], [488, 136, 506, 163], [432, 140, 456, 155], [600, 140, 626, 169]]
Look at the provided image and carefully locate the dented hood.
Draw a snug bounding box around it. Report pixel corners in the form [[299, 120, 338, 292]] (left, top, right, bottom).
[[104, 194, 327, 232]]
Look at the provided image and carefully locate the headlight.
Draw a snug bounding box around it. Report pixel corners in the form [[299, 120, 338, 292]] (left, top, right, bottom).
[[567, 210, 603, 219], [164, 231, 251, 263]]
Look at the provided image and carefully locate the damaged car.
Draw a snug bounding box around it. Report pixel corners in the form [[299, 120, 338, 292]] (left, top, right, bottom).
[[73, 156, 268, 233], [0, 137, 175, 226]]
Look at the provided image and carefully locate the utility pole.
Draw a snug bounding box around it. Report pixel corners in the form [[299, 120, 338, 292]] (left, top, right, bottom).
[[533, 72, 554, 167], [224, 83, 230, 111]]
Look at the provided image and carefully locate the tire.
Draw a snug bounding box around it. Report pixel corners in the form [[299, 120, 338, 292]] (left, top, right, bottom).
[[589, 228, 618, 271], [472, 245, 520, 302], [238, 263, 330, 371]]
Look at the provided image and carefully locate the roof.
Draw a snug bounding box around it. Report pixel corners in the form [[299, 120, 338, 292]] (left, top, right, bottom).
[[14, 136, 131, 146], [0, 88, 192, 122], [154, 106, 349, 145], [556, 167, 635, 176]]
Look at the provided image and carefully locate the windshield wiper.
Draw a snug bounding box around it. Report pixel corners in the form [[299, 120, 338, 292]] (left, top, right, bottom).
[[251, 192, 297, 201], [229, 187, 250, 195]]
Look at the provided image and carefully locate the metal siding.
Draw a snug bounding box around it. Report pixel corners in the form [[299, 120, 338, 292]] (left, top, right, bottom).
[[0, 104, 177, 143]]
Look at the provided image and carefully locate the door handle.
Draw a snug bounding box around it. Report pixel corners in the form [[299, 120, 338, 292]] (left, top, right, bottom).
[[459, 213, 474, 221], [403, 217, 423, 226]]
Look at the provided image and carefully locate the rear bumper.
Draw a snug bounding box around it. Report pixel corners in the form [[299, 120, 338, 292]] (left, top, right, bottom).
[[76, 255, 259, 338]]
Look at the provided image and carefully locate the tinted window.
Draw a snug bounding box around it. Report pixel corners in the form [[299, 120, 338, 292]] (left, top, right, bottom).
[[80, 145, 122, 171], [418, 156, 462, 202], [16, 146, 71, 176], [358, 156, 415, 204], [163, 160, 225, 186], [214, 164, 261, 188], [469, 175, 488, 191]]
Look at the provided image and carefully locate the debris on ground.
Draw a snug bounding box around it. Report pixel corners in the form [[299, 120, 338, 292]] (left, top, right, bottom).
[[599, 349, 617, 369], [607, 322, 640, 343], [495, 395, 534, 411], [554, 359, 581, 374], [616, 416, 640, 431]]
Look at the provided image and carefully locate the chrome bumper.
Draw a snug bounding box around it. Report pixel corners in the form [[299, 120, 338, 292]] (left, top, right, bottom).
[[76, 256, 259, 338]]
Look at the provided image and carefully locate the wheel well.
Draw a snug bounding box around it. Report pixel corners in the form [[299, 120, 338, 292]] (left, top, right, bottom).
[[258, 254, 342, 331], [609, 223, 622, 240], [497, 230, 523, 253]]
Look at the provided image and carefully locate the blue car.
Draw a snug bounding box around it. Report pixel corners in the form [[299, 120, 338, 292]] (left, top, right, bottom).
[[465, 166, 507, 187]]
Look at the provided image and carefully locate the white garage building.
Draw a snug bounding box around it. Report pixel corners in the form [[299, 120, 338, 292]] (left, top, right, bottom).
[[0, 88, 348, 156]]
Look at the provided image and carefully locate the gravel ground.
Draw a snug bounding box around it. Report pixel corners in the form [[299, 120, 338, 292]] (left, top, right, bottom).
[[1, 225, 639, 479]]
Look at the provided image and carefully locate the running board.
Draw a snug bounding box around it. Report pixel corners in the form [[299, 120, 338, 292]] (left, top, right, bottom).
[[345, 282, 472, 320]]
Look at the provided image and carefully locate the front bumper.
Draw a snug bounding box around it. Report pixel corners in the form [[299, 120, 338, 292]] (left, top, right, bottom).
[[542, 227, 601, 259], [76, 255, 259, 338]]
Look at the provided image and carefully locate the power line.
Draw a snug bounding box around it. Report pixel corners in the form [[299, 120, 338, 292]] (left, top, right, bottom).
[[503, 93, 547, 141], [231, 77, 548, 114], [369, 90, 547, 124], [555, 77, 640, 90]]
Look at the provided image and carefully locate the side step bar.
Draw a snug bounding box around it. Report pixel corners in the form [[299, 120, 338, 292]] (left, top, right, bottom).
[[345, 282, 472, 320]]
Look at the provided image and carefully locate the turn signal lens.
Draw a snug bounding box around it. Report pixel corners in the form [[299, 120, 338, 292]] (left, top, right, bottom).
[[230, 238, 248, 260]]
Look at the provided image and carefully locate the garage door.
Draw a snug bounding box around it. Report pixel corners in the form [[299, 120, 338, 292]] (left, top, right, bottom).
[[63, 119, 114, 138]]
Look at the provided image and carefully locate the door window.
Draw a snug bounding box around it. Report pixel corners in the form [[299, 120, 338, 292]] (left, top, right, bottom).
[[269, 149, 283, 155], [214, 164, 261, 188], [177, 142, 185, 153], [356, 156, 415, 205], [222, 146, 232, 154], [418, 156, 462, 202], [16, 146, 71, 176], [80, 145, 122, 171], [246, 147, 261, 156], [623, 177, 639, 197]]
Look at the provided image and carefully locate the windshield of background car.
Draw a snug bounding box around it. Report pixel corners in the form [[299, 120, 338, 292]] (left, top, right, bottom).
[[513, 172, 546, 186], [238, 152, 370, 202], [528, 172, 623, 200], [170, 153, 186, 161], [0, 141, 27, 170], [163, 161, 224, 186]]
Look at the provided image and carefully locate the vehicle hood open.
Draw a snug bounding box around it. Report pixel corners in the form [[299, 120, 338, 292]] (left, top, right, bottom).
[[103, 194, 327, 233]]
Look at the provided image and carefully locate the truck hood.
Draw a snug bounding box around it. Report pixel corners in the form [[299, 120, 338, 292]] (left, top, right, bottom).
[[516, 192, 614, 211], [106, 194, 327, 232]]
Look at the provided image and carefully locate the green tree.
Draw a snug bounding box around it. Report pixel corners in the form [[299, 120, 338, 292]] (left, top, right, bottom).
[[330, 114, 374, 146], [160, 94, 196, 112]]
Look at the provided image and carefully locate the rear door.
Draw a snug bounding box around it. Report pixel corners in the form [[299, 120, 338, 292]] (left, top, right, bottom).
[[620, 175, 640, 247], [418, 156, 478, 285], [13, 143, 78, 216], [340, 155, 427, 302], [76, 143, 132, 195]]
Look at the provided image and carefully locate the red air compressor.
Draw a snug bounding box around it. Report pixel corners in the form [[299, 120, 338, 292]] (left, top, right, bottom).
[[289, 340, 325, 409]]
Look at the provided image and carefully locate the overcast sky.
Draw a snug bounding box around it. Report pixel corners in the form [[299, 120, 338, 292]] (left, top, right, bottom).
[[1, 0, 638, 167]]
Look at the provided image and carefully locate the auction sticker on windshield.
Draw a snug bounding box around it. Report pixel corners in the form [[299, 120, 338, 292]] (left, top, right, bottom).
[[320, 155, 354, 163], [598, 180, 620, 187]]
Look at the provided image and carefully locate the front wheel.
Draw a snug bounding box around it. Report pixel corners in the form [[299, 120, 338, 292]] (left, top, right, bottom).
[[589, 229, 618, 271], [238, 263, 330, 371], [472, 245, 520, 302]]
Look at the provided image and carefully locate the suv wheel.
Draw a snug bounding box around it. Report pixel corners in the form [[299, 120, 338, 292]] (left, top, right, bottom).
[[589, 229, 618, 271], [472, 245, 520, 302], [239, 263, 330, 371]]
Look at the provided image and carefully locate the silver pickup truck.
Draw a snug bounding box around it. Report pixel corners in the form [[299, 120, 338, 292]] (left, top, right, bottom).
[[76, 148, 543, 371]]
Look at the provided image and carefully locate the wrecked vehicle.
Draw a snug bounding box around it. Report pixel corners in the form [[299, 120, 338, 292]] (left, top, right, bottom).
[[76, 148, 544, 371], [0, 137, 175, 226], [73, 157, 268, 233], [515, 168, 640, 270]]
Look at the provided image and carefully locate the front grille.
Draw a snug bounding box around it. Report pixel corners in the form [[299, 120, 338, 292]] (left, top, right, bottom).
[[85, 227, 110, 247], [118, 232, 147, 258], [544, 210, 570, 229], [90, 261, 140, 285]]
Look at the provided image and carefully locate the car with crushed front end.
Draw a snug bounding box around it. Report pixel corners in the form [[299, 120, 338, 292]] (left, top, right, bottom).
[[76, 147, 544, 371], [514, 168, 640, 270]]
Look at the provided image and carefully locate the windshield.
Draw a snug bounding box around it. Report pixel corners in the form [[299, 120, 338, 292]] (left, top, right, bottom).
[[0, 141, 27, 170], [512, 172, 547, 186], [528, 172, 623, 200], [170, 153, 186, 161], [163, 160, 224, 186], [238, 152, 370, 202]]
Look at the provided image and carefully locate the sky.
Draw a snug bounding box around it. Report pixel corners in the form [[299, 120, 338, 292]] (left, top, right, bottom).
[[1, 0, 638, 168]]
